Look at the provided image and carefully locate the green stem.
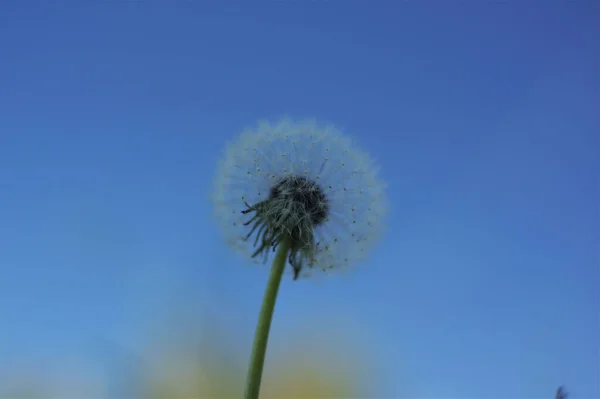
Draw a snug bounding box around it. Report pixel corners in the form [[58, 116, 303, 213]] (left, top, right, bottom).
[[244, 235, 291, 399]]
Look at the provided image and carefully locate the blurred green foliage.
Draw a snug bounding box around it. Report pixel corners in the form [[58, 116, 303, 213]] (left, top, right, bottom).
[[1, 313, 373, 399]]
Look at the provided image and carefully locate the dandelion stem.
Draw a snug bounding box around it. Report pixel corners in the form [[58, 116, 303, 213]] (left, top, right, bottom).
[[244, 234, 291, 399]]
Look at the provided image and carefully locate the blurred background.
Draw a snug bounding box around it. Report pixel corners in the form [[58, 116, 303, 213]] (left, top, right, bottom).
[[0, 1, 598, 398]]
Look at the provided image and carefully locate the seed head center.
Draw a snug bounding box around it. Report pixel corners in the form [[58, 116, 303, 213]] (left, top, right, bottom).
[[240, 174, 329, 279], [269, 175, 329, 227]]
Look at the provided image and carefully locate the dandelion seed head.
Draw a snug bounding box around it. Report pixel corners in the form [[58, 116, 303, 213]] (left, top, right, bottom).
[[213, 118, 387, 278]]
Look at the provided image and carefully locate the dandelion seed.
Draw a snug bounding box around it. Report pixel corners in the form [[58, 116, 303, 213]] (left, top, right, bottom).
[[213, 118, 387, 279]]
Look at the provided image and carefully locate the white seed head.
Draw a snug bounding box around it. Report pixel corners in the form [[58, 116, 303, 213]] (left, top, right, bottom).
[[212, 118, 387, 278]]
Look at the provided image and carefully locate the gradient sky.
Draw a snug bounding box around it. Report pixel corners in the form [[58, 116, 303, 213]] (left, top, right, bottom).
[[1, 1, 598, 398]]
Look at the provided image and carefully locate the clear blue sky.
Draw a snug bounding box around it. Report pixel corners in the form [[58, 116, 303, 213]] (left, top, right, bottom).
[[1, 1, 598, 397]]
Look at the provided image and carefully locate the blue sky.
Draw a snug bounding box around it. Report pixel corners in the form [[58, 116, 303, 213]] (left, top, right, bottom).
[[1, 1, 598, 397]]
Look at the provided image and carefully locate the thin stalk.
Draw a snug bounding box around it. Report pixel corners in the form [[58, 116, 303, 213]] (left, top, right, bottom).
[[244, 234, 291, 399]]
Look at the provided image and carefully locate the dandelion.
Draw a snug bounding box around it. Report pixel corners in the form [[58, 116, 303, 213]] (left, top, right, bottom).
[[212, 118, 387, 399]]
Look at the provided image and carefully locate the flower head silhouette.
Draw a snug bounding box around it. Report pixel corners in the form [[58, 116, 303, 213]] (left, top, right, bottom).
[[213, 118, 387, 279]]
